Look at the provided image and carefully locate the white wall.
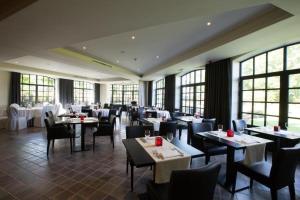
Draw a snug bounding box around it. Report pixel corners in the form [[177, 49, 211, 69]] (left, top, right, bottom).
[[0, 71, 10, 107], [100, 84, 110, 105], [231, 60, 240, 121]]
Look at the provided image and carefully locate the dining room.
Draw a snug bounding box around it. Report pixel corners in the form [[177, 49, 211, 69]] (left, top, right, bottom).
[[0, 1, 300, 200]]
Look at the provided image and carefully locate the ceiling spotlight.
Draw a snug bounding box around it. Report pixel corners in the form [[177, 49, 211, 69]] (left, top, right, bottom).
[[120, 50, 125, 54], [131, 35, 136, 40], [156, 55, 160, 59], [82, 46, 87, 50], [116, 60, 119, 63], [133, 58, 138, 61], [206, 22, 211, 26], [15, 61, 19, 64]]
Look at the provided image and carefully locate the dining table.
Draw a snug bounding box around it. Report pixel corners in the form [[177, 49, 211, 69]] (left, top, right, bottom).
[[56, 117, 98, 151], [195, 131, 272, 192], [123, 137, 204, 191]]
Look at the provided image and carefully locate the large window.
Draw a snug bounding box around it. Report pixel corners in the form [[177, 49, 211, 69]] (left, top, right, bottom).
[[155, 79, 165, 108], [74, 81, 94, 104], [20, 74, 55, 106], [180, 69, 205, 115], [111, 84, 138, 104], [240, 43, 300, 131]]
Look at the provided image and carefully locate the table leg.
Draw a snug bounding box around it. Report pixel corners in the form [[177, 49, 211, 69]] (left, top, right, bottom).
[[81, 123, 85, 151], [131, 163, 134, 192], [225, 147, 235, 188], [187, 122, 191, 144]]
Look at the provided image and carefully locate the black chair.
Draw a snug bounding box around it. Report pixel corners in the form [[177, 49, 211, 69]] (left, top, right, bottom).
[[202, 118, 216, 130], [115, 107, 122, 124], [171, 112, 190, 140], [131, 101, 137, 106], [159, 121, 177, 137], [232, 119, 247, 133], [93, 115, 116, 151], [103, 103, 109, 109], [81, 106, 92, 117], [232, 144, 300, 200], [146, 111, 157, 118], [190, 122, 227, 164], [147, 162, 221, 200], [130, 108, 139, 126], [44, 118, 73, 158]]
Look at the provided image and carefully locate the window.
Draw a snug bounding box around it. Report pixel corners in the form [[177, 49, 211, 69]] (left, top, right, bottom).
[[180, 69, 205, 115], [111, 84, 139, 104], [155, 79, 165, 108], [240, 43, 300, 131], [20, 74, 55, 106], [74, 81, 94, 104]]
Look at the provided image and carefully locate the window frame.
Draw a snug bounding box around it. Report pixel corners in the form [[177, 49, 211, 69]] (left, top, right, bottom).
[[20, 74, 55, 106], [180, 69, 205, 115], [111, 84, 139, 105], [239, 42, 300, 128], [73, 80, 95, 104], [155, 79, 165, 109]]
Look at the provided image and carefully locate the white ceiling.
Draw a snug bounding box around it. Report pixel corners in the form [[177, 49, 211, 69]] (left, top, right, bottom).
[[0, 0, 300, 82]]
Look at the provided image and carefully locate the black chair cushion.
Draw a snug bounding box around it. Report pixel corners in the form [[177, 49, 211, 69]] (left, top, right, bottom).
[[147, 182, 169, 200]]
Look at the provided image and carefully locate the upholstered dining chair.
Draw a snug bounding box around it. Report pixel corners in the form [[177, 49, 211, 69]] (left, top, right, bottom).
[[232, 144, 300, 200], [147, 161, 221, 200], [232, 119, 247, 133], [190, 122, 227, 164], [171, 112, 191, 140], [93, 115, 116, 151], [159, 121, 177, 137]]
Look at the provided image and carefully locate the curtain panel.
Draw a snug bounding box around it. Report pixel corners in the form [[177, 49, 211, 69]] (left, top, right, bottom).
[[59, 78, 74, 107], [147, 81, 153, 106], [204, 58, 232, 129], [164, 74, 176, 112], [10, 72, 21, 105], [94, 83, 100, 104]]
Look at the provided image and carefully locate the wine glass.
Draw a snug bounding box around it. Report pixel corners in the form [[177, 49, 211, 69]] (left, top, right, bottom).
[[218, 124, 223, 133], [145, 130, 151, 139], [166, 132, 174, 142]]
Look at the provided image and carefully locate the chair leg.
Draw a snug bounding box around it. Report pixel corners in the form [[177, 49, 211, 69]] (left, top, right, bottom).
[[52, 139, 55, 150], [47, 140, 50, 158], [126, 157, 129, 174], [265, 151, 268, 161], [231, 168, 238, 194], [205, 155, 210, 164], [250, 178, 253, 189], [289, 183, 296, 200], [69, 137, 73, 154], [111, 135, 114, 148], [271, 188, 277, 200], [93, 135, 95, 152]]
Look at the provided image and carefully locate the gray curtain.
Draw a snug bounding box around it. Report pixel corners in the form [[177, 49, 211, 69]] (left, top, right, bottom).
[[204, 58, 232, 129], [164, 74, 176, 112], [59, 78, 74, 107], [10, 72, 20, 105], [147, 81, 153, 106], [95, 83, 100, 104]]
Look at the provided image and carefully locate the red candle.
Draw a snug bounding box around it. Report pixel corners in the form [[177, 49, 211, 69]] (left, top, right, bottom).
[[227, 129, 234, 137], [155, 137, 163, 146], [80, 115, 84, 121]]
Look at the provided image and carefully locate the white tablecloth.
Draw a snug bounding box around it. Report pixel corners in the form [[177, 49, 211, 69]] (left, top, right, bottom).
[[136, 137, 191, 183], [144, 118, 162, 131], [71, 105, 82, 113], [156, 110, 171, 119], [17, 107, 43, 120], [93, 109, 110, 117]]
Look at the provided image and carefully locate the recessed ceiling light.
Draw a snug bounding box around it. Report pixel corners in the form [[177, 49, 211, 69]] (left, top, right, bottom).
[[156, 55, 160, 59], [15, 61, 19, 64], [131, 35, 136, 40], [120, 50, 125, 54], [82, 46, 87, 50], [206, 22, 211, 26], [116, 60, 119, 63]]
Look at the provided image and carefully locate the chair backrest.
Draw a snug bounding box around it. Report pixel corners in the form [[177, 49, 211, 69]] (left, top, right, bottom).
[[138, 107, 145, 119], [44, 117, 54, 130], [126, 126, 145, 139], [270, 144, 300, 187], [171, 112, 184, 120], [146, 111, 157, 118], [103, 103, 109, 109], [45, 111, 54, 118], [202, 118, 216, 130], [192, 122, 213, 134], [168, 162, 221, 200], [159, 121, 177, 136], [232, 119, 247, 132]]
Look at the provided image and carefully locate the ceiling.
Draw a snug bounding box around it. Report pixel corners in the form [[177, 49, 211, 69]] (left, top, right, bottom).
[[0, 0, 300, 83]]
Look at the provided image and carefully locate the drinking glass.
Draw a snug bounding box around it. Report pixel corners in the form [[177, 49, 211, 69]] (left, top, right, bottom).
[[166, 132, 174, 142], [218, 124, 223, 133], [145, 130, 151, 139]]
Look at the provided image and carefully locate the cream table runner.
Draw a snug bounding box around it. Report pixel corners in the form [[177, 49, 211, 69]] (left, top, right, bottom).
[[136, 137, 191, 183]]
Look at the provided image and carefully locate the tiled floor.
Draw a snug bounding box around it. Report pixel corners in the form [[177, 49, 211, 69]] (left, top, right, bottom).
[[0, 116, 299, 200]]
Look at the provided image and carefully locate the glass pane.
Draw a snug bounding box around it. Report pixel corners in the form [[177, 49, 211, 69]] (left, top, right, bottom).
[[242, 113, 252, 124], [288, 118, 300, 132], [243, 91, 252, 101], [287, 44, 300, 70], [267, 76, 280, 89], [241, 59, 253, 76], [242, 102, 252, 113], [253, 115, 264, 126], [268, 48, 283, 73], [195, 70, 200, 83], [267, 90, 280, 102], [254, 54, 266, 74], [243, 79, 253, 90], [288, 104, 300, 118], [289, 74, 300, 88], [201, 70, 205, 82], [30, 75, 36, 84], [254, 78, 265, 89], [289, 89, 300, 103], [266, 103, 279, 116], [253, 90, 265, 102], [22, 75, 29, 84], [266, 116, 279, 127], [253, 103, 265, 114]]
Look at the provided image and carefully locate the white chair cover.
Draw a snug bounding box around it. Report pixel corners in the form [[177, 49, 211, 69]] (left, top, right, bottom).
[[71, 105, 82, 113], [34, 105, 54, 127], [53, 103, 66, 117], [8, 104, 27, 131], [0, 105, 8, 129]]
